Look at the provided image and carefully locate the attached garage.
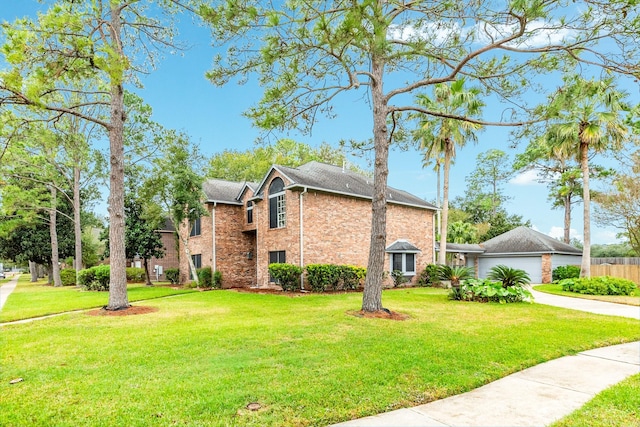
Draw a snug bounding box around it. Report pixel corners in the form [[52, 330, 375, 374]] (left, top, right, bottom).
[[441, 227, 583, 284]]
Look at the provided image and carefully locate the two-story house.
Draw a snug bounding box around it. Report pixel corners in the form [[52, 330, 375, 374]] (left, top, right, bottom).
[[180, 161, 437, 288]]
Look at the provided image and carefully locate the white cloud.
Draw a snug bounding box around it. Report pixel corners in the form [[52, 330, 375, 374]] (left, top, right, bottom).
[[548, 226, 581, 242], [510, 170, 542, 185]]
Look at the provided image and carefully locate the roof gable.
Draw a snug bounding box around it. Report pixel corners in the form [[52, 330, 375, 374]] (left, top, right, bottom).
[[254, 161, 436, 209], [481, 226, 582, 255], [202, 179, 246, 205]]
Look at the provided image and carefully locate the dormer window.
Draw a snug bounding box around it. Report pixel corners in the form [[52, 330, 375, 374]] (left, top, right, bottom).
[[268, 178, 286, 229], [247, 200, 254, 224]]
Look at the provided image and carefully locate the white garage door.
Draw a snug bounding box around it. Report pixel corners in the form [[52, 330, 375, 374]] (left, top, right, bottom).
[[478, 256, 543, 284]]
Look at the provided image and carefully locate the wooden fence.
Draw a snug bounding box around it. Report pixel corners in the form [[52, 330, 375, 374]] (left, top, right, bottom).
[[592, 258, 640, 265], [590, 263, 640, 285]]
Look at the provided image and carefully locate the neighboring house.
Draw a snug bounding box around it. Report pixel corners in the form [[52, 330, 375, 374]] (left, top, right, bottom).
[[180, 161, 437, 288], [440, 226, 583, 284], [130, 218, 180, 282]]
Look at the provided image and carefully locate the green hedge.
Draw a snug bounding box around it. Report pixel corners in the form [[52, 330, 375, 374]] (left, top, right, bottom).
[[269, 263, 303, 292], [553, 265, 581, 282], [305, 264, 366, 292], [559, 276, 638, 296], [60, 268, 77, 286], [78, 265, 110, 291], [197, 267, 213, 288], [126, 267, 146, 283], [416, 264, 443, 287]]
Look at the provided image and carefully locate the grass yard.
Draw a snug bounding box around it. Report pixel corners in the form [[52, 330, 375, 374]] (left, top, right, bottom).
[[535, 284, 640, 306], [551, 373, 640, 427], [2, 288, 639, 427], [0, 275, 196, 322]]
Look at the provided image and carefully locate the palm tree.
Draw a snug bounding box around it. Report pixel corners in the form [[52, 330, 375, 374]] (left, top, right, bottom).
[[542, 76, 630, 277], [412, 79, 484, 265], [448, 221, 478, 244]]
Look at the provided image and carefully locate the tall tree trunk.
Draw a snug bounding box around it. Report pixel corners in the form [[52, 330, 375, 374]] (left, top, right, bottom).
[[178, 227, 199, 286], [106, 3, 129, 310], [73, 164, 83, 284], [438, 146, 452, 265], [563, 193, 571, 244], [143, 258, 153, 286], [362, 55, 388, 313], [579, 140, 591, 277], [49, 186, 62, 287], [29, 260, 37, 282]]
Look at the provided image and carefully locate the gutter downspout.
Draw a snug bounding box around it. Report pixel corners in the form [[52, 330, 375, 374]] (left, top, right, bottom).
[[299, 187, 308, 290], [212, 202, 217, 272]]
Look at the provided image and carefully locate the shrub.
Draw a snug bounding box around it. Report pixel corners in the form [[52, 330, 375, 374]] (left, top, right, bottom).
[[92, 265, 111, 291], [439, 265, 473, 287], [269, 263, 303, 292], [305, 264, 366, 292], [197, 267, 213, 288], [417, 264, 442, 287], [212, 270, 222, 289], [559, 276, 638, 296], [77, 268, 95, 289], [126, 267, 146, 283], [391, 270, 409, 287], [165, 268, 180, 285], [449, 278, 533, 303], [487, 265, 531, 288], [60, 268, 77, 286], [552, 265, 581, 282]]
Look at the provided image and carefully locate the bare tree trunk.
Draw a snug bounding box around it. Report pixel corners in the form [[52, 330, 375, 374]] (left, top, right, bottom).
[[143, 258, 153, 286], [438, 146, 452, 265], [29, 261, 37, 282], [49, 186, 62, 287], [579, 141, 591, 277], [362, 56, 388, 313], [106, 3, 129, 310], [73, 164, 83, 283], [563, 193, 571, 244], [178, 228, 199, 286]]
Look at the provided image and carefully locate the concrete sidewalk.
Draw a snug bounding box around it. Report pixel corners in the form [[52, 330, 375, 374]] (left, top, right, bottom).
[[331, 290, 640, 427], [0, 275, 19, 311]]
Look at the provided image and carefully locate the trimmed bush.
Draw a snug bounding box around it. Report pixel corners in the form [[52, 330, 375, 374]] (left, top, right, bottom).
[[78, 265, 109, 291], [197, 267, 213, 288], [449, 278, 533, 303], [77, 268, 95, 289], [212, 270, 222, 289], [269, 263, 303, 292], [417, 264, 442, 287], [126, 267, 146, 282], [165, 268, 180, 285], [305, 264, 366, 292], [552, 265, 581, 282], [60, 268, 77, 286], [559, 276, 638, 296]]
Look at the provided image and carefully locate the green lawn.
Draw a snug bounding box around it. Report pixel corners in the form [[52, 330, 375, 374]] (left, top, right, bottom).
[[0, 275, 196, 322], [551, 373, 640, 427], [2, 288, 639, 426], [535, 284, 640, 306]]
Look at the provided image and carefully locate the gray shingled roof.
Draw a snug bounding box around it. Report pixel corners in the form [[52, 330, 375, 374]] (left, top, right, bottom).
[[202, 179, 246, 204], [259, 161, 435, 209], [435, 242, 485, 253], [481, 226, 582, 255], [386, 239, 421, 252]]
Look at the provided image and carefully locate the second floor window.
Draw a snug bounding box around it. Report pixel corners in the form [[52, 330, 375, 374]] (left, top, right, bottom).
[[190, 217, 201, 237], [268, 178, 286, 229], [247, 201, 254, 224]]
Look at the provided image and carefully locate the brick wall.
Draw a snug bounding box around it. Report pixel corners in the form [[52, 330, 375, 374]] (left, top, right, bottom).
[[254, 176, 435, 287], [541, 253, 552, 284], [147, 230, 179, 281]]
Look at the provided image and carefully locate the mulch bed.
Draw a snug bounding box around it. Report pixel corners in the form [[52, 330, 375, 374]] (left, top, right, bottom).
[[86, 306, 158, 316], [347, 310, 410, 321]]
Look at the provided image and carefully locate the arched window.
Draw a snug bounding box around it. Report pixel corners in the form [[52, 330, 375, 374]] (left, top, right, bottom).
[[268, 178, 286, 228], [246, 200, 254, 224]]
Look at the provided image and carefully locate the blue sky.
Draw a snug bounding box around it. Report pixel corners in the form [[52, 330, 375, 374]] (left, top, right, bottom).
[[4, 1, 637, 245]]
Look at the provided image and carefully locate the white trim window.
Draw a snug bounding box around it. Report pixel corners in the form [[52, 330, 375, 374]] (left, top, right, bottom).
[[390, 252, 416, 276], [268, 178, 286, 229]]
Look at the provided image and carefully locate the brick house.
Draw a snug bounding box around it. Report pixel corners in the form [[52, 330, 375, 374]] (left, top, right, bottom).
[[180, 161, 437, 288], [129, 218, 180, 282]]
